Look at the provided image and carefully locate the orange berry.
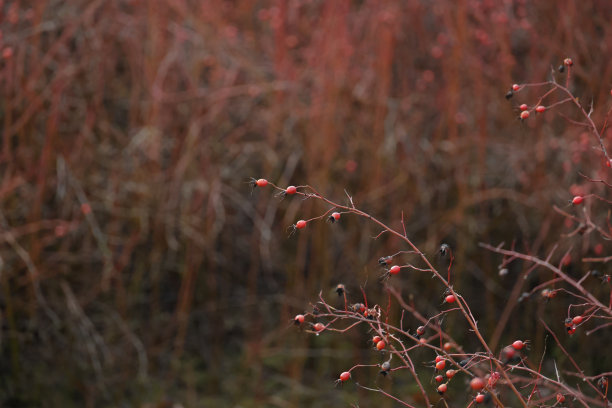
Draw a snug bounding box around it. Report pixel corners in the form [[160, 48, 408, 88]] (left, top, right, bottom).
[[572, 196, 584, 205], [437, 383, 447, 394], [446, 369, 456, 379], [470, 377, 485, 391], [376, 340, 386, 350], [572, 315, 583, 325], [436, 360, 446, 370], [314, 322, 325, 332], [339, 371, 351, 382]]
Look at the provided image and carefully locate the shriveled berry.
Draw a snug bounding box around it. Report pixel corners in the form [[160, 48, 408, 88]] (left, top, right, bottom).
[[416, 326, 425, 336], [470, 377, 485, 391], [598, 377, 608, 392], [488, 372, 501, 387], [296, 220, 307, 229], [567, 326, 576, 335], [380, 361, 391, 372], [564, 317, 573, 327], [339, 371, 351, 382], [502, 346, 516, 361], [389, 265, 401, 275], [505, 90, 513, 99]]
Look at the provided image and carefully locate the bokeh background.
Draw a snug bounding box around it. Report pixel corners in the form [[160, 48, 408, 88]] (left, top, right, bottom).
[[1, 0, 612, 407]]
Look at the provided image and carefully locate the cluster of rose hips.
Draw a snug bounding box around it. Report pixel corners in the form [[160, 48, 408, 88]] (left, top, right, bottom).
[[256, 174, 607, 405], [564, 315, 585, 335], [251, 178, 342, 229], [505, 57, 574, 120]]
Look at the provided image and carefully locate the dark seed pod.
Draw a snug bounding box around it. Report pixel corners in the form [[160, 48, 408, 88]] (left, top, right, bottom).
[[378, 256, 392, 266], [597, 377, 608, 392], [380, 361, 391, 375], [335, 284, 345, 296], [352, 303, 365, 313], [558, 65, 565, 73], [505, 90, 514, 99]]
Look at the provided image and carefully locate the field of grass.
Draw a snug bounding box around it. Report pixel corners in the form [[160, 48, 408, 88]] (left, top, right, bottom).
[[1, 1, 611, 406]]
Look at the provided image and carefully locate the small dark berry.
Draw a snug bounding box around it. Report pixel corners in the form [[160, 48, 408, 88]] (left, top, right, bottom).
[[558, 65, 565, 73], [505, 90, 513, 100]]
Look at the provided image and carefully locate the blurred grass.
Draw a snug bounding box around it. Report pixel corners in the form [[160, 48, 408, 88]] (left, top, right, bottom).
[[0, 0, 612, 406]]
